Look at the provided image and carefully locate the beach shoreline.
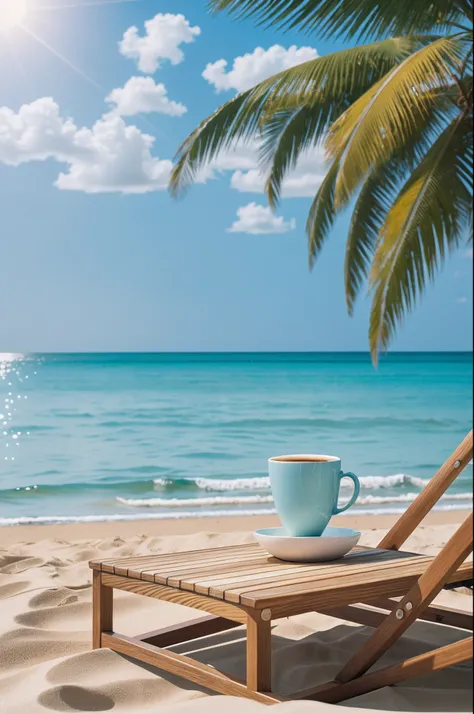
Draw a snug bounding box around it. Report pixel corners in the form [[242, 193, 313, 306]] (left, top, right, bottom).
[[1, 509, 470, 545]]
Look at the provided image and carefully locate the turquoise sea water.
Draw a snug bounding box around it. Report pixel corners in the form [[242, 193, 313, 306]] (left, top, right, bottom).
[[0, 352, 472, 526]]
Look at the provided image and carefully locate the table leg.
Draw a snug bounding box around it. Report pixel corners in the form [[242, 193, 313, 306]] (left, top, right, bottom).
[[93, 571, 113, 649], [247, 613, 272, 692]]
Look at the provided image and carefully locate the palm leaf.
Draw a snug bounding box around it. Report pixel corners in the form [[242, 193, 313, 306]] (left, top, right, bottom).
[[261, 103, 335, 208], [345, 164, 403, 315], [208, 0, 470, 39], [307, 159, 340, 267], [326, 35, 467, 209], [170, 38, 426, 197], [369, 112, 472, 364], [344, 83, 459, 313]]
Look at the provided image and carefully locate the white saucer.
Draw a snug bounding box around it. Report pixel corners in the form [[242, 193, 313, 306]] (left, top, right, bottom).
[[254, 526, 361, 562]]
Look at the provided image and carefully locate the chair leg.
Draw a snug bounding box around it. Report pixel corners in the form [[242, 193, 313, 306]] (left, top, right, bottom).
[[337, 513, 473, 683], [247, 614, 272, 692], [93, 571, 113, 649]]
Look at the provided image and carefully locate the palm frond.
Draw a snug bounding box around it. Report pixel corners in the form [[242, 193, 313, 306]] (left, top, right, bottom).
[[208, 0, 470, 40], [170, 38, 425, 197], [306, 160, 340, 267], [345, 164, 403, 315], [262, 103, 334, 208], [369, 112, 473, 364], [326, 35, 467, 209], [344, 83, 459, 312]]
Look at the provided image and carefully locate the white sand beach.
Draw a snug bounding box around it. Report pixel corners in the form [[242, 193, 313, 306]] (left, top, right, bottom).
[[0, 512, 472, 714]]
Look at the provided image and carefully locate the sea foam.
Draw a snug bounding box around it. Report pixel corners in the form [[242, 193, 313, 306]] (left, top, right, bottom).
[[153, 473, 431, 492], [118, 491, 472, 509]]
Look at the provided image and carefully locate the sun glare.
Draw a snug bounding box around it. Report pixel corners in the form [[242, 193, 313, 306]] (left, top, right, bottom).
[[0, 0, 28, 31]]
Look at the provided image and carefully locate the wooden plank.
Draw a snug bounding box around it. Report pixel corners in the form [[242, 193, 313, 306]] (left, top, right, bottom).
[[378, 431, 473, 551], [91, 543, 263, 574], [190, 548, 375, 593], [240, 559, 445, 614], [138, 547, 266, 582], [222, 553, 429, 604], [101, 632, 283, 704], [138, 553, 269, 583], [448, 560, 472, 583], [164, 555, 278, 588], [296, 637, 473, 703], [137, 615, 242, 647], [100, 573, 249, 624], [317, 604, 389, 629], [238, 553, 471, 611], [192, 549, 389, 592], [247, 614, 272, 692], [366, 598, 473, 631], [320, 601, 473, 631], [119, 545, 265, 578], [337, 513, 473, 683], [235, 557, 432, 606], [92, 571, 113, 649]]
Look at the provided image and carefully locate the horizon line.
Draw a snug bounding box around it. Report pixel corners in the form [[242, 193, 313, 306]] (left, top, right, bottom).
[[4, 350, 473, 356]]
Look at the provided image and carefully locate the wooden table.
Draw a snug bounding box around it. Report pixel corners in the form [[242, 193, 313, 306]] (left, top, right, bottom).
[[89, 542, 472, 704]]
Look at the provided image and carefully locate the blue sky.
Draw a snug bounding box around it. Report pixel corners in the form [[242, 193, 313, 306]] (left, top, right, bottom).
[[0, 0, 472, 353]]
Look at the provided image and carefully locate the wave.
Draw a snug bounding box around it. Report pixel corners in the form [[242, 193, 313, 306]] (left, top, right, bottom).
[[152, 473, 431, 492], [118, 491, 472, 509], [117, 494, 274, 508], [1, 502, 471, 527], [153, 476, 271, 492], [2, 472, 459, 499], [114, 416, 461, 431]]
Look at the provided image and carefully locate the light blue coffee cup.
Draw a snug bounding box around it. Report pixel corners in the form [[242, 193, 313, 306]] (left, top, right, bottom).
[[268, 454, 360, 537]]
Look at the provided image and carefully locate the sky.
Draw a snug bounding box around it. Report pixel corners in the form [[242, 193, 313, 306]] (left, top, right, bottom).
[[0, 0, 472, 353]]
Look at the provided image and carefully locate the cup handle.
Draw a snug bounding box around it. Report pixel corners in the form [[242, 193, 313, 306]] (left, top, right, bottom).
[[333, 471, 360, 515]]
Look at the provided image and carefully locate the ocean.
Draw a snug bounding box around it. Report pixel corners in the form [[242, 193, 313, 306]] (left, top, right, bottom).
[[0, 352, 472, 526]]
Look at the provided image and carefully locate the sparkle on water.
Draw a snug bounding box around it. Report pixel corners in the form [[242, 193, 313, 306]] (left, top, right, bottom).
[[0, 0, 27, 30], [0, 353, 32, 463]]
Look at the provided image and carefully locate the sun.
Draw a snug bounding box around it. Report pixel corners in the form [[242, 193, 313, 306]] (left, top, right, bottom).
[[0, 0, 28, 31]]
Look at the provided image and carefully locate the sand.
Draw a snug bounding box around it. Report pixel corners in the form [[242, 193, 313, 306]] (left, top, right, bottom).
[[0, 512, 472, 714]]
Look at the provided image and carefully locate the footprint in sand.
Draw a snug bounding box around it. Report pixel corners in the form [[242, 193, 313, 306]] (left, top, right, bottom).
[[15, 602, 90, 630], [0, 556, 45, 574], [38, 685, 114, 712], [0, 581, 30, 599], [29, 588, 83, 609]]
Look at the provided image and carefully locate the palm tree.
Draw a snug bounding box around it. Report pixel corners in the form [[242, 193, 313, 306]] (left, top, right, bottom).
[[170, 0, 473, 363]]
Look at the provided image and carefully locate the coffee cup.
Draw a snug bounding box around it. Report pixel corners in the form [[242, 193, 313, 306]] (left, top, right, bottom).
[[268, 454, 360, 537]]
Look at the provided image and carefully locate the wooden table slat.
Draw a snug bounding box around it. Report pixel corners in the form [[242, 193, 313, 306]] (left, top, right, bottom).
[[136, 545, 265, 580], [94, 542, 263, 573], [90, 543, 471, 614], [238, 559, 454, 609], [161, 554, 276, 584], [215, 556, 433, 602]]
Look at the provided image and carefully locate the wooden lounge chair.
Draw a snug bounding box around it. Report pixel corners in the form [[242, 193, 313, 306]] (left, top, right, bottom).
[[89, 431, 473, 704]]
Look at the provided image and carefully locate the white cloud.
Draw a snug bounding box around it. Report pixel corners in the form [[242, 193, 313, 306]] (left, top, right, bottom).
[[106, 77, 187, 117], [120, 13, 201, 74], [193, 141, 327, 198], [203, 45, 318, 94], [228, 202, 295, 235], [466, 248, 473, 259], [456, 297, 469, 304], [230, 145, 328, 198], [56, 114, 172, 194], [0, 98, 173, 194], [196, 142, 258, 182], [0, 98, 81, 166]]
